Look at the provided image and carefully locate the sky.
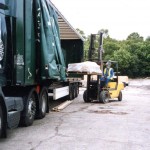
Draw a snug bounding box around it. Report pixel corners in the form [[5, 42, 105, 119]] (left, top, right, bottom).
[[51, 0, 150, 40]]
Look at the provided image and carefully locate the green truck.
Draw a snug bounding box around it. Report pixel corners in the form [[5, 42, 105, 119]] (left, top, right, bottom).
[[0, 0, 83, 138]]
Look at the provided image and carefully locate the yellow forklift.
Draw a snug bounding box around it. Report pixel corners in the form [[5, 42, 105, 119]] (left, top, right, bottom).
[[83, 33, 124, 103]]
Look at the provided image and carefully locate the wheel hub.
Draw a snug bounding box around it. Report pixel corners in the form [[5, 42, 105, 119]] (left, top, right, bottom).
[[28, 98, 36, 119]]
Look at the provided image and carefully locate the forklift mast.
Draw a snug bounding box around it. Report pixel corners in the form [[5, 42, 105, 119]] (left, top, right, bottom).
[[88, 32, 104, 71], [99, 32, 104, 72], [86, 32, 104, 101], [88, 34, 96, 61]]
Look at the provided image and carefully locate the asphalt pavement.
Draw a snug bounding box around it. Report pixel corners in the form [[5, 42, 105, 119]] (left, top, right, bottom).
[[0, 79, 150, 150]]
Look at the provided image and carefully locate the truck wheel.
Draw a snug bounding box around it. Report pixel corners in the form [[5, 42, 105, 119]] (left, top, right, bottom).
[[77, 84, 79, 94], [68, 85, 73, 100], [75, 84, 79, 97], [99, 91, 109, 104], [83, 90, 91, 103], [20, 89, 37, 127], [118, 91, 122, 101], [38, 87, 48, 119], [73, 85, 77, 98], [0, 104, 3, 138], [0, 101, 7, 138]]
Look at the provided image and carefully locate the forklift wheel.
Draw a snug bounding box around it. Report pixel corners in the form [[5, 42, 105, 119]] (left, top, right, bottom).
[[83, 90, 91, 103], [118, 91, 122, 101], [99, 91, 109, 104]]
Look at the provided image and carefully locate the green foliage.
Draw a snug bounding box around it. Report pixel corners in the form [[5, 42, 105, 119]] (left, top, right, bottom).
[[80, 28, 150, 78], [146, 36, 150, 42], [76, 28, 86, 39], [103, 37, 120, 60], [113, 48, 131, 69], [127, 32, 144, 41], [84, 35, 90, 61]]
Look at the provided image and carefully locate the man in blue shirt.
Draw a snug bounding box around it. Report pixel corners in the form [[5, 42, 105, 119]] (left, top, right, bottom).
[[101, 60, 114, 87]]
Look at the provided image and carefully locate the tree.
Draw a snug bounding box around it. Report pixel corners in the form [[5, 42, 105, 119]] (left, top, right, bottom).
[[84, 35, 90, 61], [137, 41, 150, 76], [146, 36, 150, 42], [103, 37, 120, 60], [76, 28, 86, 39], [81, 29, 149, 78], [113, 48, 132, 75], [127, 32, 143, 41], [98, 29, 109, 38]]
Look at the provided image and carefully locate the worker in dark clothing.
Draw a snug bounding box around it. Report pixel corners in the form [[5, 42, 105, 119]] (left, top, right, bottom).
[[100, 60, 114, 88]]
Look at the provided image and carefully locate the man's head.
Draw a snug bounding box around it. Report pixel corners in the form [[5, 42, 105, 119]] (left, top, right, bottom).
[[106, 60, 111, 68]]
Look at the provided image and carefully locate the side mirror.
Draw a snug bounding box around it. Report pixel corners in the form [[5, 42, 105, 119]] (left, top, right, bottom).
[[0, 3, 8, 10]]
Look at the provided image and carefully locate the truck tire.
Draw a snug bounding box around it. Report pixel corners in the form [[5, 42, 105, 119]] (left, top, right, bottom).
[[75, 84, 79, 98], [0, 104, 3, 138], [73, 85, 76, 98], [118, 91, 122, 101], [99, 91, 109, 104], [20, 89, 37, 127], [68, 85, 73, 100], [38, 87, 48, 119], [83, 90, 91, 103], [77, 84, 79, 94]]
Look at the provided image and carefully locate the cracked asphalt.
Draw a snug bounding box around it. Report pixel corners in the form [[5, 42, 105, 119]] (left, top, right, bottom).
[[0, 79, 150, 150]]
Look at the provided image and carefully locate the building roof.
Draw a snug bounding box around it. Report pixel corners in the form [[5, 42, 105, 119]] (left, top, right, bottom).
[[49, 1, 84, 41]]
